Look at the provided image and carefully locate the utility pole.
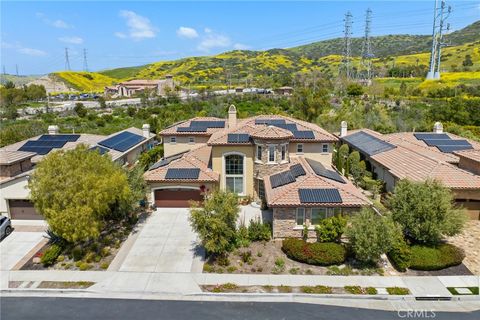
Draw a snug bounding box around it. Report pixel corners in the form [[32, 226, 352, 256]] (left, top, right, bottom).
[[361, 8, 374, 80], [426, 0, 451, 80], [15, 64, 19, 76], [83, 48, 89, 72], [2, 65, 6, 75], [340, 11, 353, 79], [64, 47, 71, 71]]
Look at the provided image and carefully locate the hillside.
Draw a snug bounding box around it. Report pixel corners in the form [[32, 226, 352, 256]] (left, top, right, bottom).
[[1, 74, 41, 86], [47, 20, 479, 92]]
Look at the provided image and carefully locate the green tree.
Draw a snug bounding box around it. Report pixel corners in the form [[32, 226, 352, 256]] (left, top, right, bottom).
[[138, 145, 164, 170], [462, 54, 473, 67], [98, 96, 107, 108], [74, 102, 87, 118], [336, 144, 350, 176], [346, 208, 400, 263], [315, 215, 347, 243], [29, 145, 132, 242], [189, 189, 239, 256], [399, 81, 407, 96], [348, 151, 364, 185], [346, 83, 364, 96], [389, 179, 466, 244]]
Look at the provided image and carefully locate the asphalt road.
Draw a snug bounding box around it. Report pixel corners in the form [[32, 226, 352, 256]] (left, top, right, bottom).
[[2, 297, 479, 320]]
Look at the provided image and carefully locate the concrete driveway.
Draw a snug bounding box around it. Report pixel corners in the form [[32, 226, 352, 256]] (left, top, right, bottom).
[[0, 231, 45, 271], [118, 208, 202, 273]]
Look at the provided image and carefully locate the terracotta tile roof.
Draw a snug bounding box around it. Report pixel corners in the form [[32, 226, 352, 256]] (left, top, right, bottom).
[[250, 125, 293, 140], [455, 149, 480, 163], [120, 79, 163, 86], [208, 115, 338, 145], [0, 150, 36, 165], [160, 117, 226, 136], [144, 144, 219, 183], [264, 157, 369, 207]]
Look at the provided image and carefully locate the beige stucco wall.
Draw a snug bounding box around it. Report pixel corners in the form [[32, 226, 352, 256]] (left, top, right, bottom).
[[288, 142, 333, 166], [211, 145, 254, 197], [163, 135, 210, 157], [458, 157, 480, 176], [0, 175, 31, 217]]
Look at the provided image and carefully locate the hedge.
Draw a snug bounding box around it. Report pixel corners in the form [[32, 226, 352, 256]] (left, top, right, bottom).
[[387, 239, 411, 272], [409, 244, 465, 271], [281, 238, 346, 266]]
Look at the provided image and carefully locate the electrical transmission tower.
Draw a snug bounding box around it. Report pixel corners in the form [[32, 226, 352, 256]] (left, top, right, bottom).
[[2, 65, 6, 75], [83, 48, 89, 72], [361, 8, 374, 80], [426, 0, 451, 80], [15, 64, 19, 76], [64, 48, 71, 71], [340, 11, 353, 79]]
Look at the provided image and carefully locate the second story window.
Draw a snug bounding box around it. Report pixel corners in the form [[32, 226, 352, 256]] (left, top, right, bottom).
[[297, 143, 303, 154], [322, 144, 329, 153], [170, 137, 176, 144], [188, 137, 195, 144], [268, 145, 275, 162], [256, 145, 262, 161], [281, 145, 286, 161]]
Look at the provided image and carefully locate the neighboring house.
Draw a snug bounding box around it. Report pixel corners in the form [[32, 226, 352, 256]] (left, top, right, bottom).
[[339, 121, 480, 220], [0, 124, 156, 220], [104, 75, 175, 98], [275, 86, 294, 96], [144, 105, 369, 239]]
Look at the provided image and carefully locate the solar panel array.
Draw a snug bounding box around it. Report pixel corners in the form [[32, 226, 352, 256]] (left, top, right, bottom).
[[89, 146, 110, 155], [306, 158, 345, 183], [227, 133, 251, 143], [165, 168, 200, 179], [177, 120, 225, 132], [270, 164, 306, 188], [298, 189, 343, 203], [149, 152, 188, 170], [342, 131, 396, 156], [414, 133, 473, 153], [38, 134, 80, 142], [98, 131, 146, 152], [255, 118, 315, 140], [18, 137, 69, 155]]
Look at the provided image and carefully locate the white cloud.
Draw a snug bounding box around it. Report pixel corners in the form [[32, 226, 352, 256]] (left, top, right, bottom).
[[177, 26, 199, 39], [58, 36, 84, 44], [233, 43, 251, 50], [197, 30, 231, 52], [117, 10, 156, 41], [2, 41, 47, 56], [36, 12, 72, 29], [52, 20, 70, 29]]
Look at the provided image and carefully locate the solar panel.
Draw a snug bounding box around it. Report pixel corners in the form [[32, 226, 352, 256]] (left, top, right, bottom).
[[414, 133, 450, 141], [290, 164, 306, 178], [149, 152, 187, 170], [298, 189, 343, 203], [306, 158, 345, 183], [274, 123, 298, 132], [89, 146, 110, 155], [423, 139, 472, 147], [270, 171, 296, 188], [342, 131, 396, 156], [293, 131, 315, 139], [23, 140, 67, 148], [165, 168, 200, 179], [254, 119, 286, 125], [436, 145, 474, 153], [177, 127, 207, 132], [227, 133, 250, 143], [38, 134, 80, 142], [98, 131, 146, 152], [18, 145, 53, 155], [190, 120, 225, 128]]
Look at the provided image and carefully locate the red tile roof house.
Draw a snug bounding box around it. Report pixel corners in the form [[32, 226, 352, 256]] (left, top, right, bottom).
[[339, 121, 480, 220], [144, 105, 370, 239], [0, 124, 156, 220], [104, 75, 175, 98]]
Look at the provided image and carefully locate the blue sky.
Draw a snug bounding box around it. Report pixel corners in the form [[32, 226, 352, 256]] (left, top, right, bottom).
[[1, 1, 479, 75]]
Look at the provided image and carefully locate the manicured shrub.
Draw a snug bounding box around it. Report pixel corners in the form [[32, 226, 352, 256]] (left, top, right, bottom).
[[278, 285, 292, 293], [41, 244, 63, 266], [79, 262, 92, 271], [387, 237, 412, 272], [387, 287, 410, 295], [72, 245, 83, 261], [100, 262, 109, 270], [247, 219, 271, 241], [301, 286, 332, 294], [365, 287, 378, 295], [344, 286, 363, 294], [282, 238, 346, 266], [314, 215, 346, 243], [409, 244, 464, 271]]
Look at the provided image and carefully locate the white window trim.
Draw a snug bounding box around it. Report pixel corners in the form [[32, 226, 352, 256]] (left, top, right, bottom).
[[255, 144, 263, 163], [267, 144, 276, 164], [188, 137, 195, 144], [222, 151, 246, 196], [295, 207, 305, 226], [297, 143, 304, 154], [170, 136, 176, 144], [322, 143, 329, 154], [280, 143, 288, 163]]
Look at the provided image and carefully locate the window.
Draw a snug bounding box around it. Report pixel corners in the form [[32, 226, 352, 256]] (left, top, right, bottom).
[[256, 145, 262, 161], [170, 136, 176, 144], [322, 144, 329, 153], [297, 143, 303, 153], [281, 145, 287, 161], [311, 208, 338, 225], [296, 208, 305, 226], [268, 145, 276, 162], [188, 137, 195, 144], [225, 154, 244, 194]]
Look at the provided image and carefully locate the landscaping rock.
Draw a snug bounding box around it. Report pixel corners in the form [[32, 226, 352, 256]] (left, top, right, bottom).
[[32, 257, 41, 264]]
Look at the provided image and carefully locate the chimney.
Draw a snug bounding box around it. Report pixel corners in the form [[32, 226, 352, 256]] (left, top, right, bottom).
[[340, 121, 348, 137], [48, 125, 59, 135], [433, 122, 443, 134], [142, 124, 151, 138], [228, 104, 237, 128]]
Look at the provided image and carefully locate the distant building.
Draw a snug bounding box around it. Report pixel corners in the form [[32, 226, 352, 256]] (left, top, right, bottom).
[[275, 86, 294, 96], [104, 75, 175, 98]]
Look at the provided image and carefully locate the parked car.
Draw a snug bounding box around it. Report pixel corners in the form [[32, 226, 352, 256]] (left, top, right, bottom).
[[0, 216, 12, 239]]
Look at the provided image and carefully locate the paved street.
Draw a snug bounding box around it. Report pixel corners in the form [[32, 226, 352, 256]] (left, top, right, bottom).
[[0, 232, 45, 271], [2, 297, 479, 320], [118, 208, 201, 273]]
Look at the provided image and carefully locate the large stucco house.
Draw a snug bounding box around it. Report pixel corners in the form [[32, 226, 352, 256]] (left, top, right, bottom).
[[0, 125, 155, 220], [144, 106, 369, 239]]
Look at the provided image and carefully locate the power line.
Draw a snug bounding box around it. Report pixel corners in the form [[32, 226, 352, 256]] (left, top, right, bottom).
[[15, 64, 19, 76], [64, 47, 71, 71], [361, 8, 374, 80], [83, 48, 89, 72], [340, 11, 353, 79], [427, 0, 451, 80]]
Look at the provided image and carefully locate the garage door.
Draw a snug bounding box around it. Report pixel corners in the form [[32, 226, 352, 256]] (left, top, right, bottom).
[[154, 189, 203, 208], [9, 200, 43, 220]]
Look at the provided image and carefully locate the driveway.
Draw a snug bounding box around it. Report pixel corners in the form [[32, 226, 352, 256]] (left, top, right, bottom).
[[118, 208, 202, 273], [0, 231, 45, 271]]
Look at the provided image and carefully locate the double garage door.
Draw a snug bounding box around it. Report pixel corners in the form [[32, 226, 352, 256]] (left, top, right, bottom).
[[9, 200, 43, 220], [154, 189, 203, 208]]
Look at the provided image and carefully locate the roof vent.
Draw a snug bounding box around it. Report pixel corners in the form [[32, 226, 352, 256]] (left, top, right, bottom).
[[433, 122, 443, 134], [48, 125, 59, 135]]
